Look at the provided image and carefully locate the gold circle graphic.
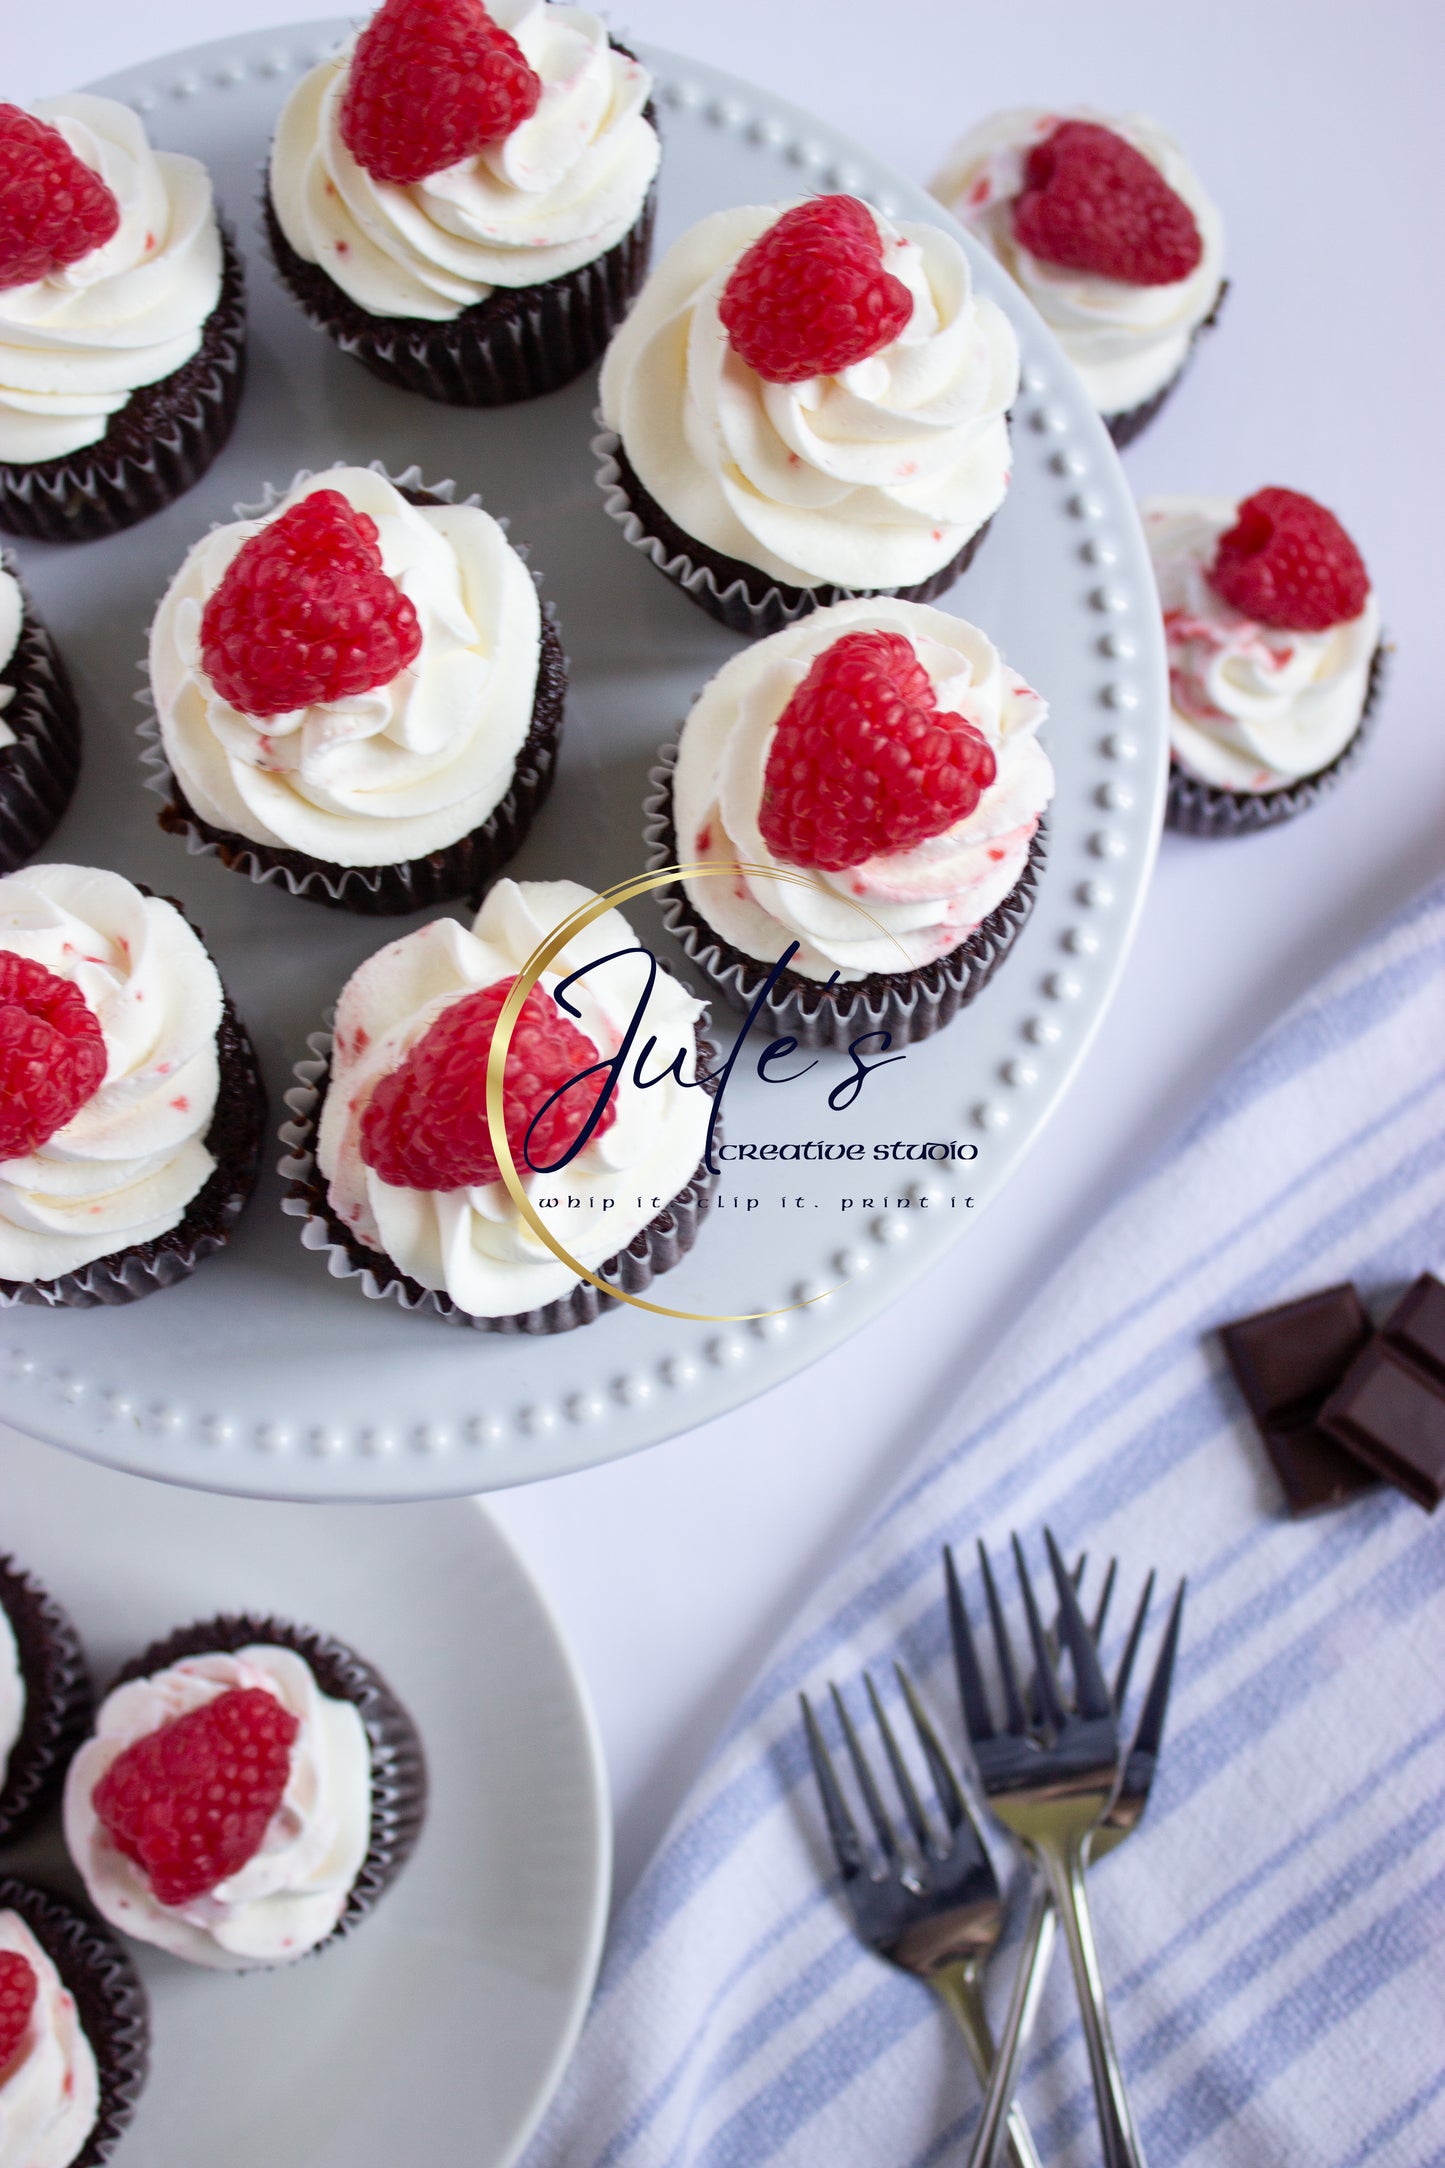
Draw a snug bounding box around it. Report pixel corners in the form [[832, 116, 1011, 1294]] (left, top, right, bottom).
[[483, 863, 912, 1324]]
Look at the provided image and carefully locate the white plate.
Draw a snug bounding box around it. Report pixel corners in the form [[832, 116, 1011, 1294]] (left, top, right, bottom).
[[0, 1425, 610, 2167], [0, 26, 1166, 1499]]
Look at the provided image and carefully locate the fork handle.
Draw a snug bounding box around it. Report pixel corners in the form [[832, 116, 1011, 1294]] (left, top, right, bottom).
[[932, 1963, 1043, 2168], [963, 1874, 1056, 2168], [1040, 1845, 1147, 2168]]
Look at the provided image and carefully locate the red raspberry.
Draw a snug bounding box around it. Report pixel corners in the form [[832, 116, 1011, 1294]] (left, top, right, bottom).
[[339, 0, 542, 187], [719, 195, 913, 384], [200, 488, 423, 720], [1208, 486, 1369, 632], [92, 1686, 300, 1909], [1014, 119, 1201, 287], [0, 104, 120, 291], [0, 1951, 37, 2075], [759, 631, 997, 872], [0, 953, 107, 1161], [360, 976, 617, 1192]]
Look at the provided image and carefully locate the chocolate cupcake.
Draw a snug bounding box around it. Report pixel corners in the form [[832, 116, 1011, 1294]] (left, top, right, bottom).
[[0, 865, 266, 1309], [63, 1616, 425, 1971], [0, 1554, 92, 1846], [645, 597, 1051, 1050], [142, 463, 564, 914], [265, 0, 659, 406], [0, 1877, 149, 2166], [280, 876, 719, 1333], [597, 194, 1017, 636], [0, 557, 81, 873], [931, 109, 1226, 448], [0, 97, 245, 544], [1142, 489, 1385, 837]]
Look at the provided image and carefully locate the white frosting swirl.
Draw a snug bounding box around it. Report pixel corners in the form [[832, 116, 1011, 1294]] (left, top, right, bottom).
[[0, 94, 223, 465], [0, 1604, 21, 1797], [63, 1646, 371, 1972], [319, 878, 710, 1318], [931, 109, 1224, 417], [269, 0, 658, 318], [673, 597, 1051, 983], [1143, 495, 1380, 792], [150, 466, 542, 867], [0, 865, 221, 1285], [599, 202, 1018, 592], [0, 1910, 100, 2168], [0, 570, 20, 747]]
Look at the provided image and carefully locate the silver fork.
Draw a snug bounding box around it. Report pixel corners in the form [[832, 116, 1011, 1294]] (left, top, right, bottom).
[[801, 1669, 1044, 2168], [950, 1530, 1172, 2168]]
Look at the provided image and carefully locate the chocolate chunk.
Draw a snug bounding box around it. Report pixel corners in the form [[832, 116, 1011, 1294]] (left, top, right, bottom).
[[1218, 1285, 1380, 1516], [1320, 1275, 1445, 1511]]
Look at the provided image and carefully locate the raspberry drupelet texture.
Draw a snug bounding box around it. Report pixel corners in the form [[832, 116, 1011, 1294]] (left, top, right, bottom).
[[759, 631, 997, 872], [1013, 119, 1202, 287], [339, 0, 542, 188], [91, 1686, 300, 1909], [360, 975, 618, 1193], [0, 953, 107, 1162], [0, 104, 121, 292], [718, 195, 913, 385], [200, 488, 423, 721], [0, 1950, 37, 2075], [1208, 487, 1369, 632]]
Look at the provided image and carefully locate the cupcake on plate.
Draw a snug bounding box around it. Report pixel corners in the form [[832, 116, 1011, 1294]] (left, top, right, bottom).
[[596, 193, 1019, 635], [63, 1616, 425, 1972], [281, 876, 717, 1333], [143, 463, 564, 913], [266, 0, 659, 406], [0, 95, 245, 543], [931, 110, 1224, 447], [644, 596, 1051, 1049], [0, 1552, 92, 1845], [0, 1877, 148, 2166], [0, 556, 81, 872], [0, 864, 266, 1308], [1143, 488, 1384, 837]]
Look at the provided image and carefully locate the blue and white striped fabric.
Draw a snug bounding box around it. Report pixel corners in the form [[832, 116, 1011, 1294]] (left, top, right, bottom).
[[527, 876, 1445, 2168]]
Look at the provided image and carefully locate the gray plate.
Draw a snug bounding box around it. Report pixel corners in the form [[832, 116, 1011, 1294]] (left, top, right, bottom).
[[0, 25, 1166, 1499]]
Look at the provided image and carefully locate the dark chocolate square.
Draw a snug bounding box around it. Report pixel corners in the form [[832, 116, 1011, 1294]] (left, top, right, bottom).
[[1319, 1275, 1445, 1512], [1218, 1284, 1380, 1517]]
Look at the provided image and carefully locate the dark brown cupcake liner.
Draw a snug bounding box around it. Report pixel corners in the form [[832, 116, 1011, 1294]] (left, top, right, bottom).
[[1105, 276, 1229, 450], [279, 1022, 720, 1335], [0, 1876, 149, 2166], [594, 423, 993, 637], [104, 1614, 427, 1961], [264, 169, 656, 408], [138, 464, 565, 914], [1166, 637, 1388, 839], [643, 744, 1046, 1050], [0, 562, 82, 874], [0, 968, 267, 1311], [0, 228, 247, 544], [0, 1554, 93, 1845]]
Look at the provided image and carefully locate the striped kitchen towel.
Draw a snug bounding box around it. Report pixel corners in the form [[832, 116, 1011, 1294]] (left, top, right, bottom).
[[526, 873, 1445, 2168]]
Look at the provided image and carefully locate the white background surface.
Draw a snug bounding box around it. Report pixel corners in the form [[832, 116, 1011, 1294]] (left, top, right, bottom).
[[8, 0, 1444, 1908]]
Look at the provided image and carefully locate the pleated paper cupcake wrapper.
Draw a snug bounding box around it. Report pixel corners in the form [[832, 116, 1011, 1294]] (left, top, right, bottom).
[[1104, 276, 1229, 450], [1167, 637, 1389, 839], [0, 584, 82, 874], [592, 423, 992, 638], [106, 1614, 427, 1961], [0, 1553, 93, 1846], [0, 1877, 148, 2166], [642, 744, 1046, 1051], [0, 228, 246, 545], [279, 1022, 720, 1337], [265, 181, 656, 408], [0, 991, 266, 1311], [136, 461, 565, 914]]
